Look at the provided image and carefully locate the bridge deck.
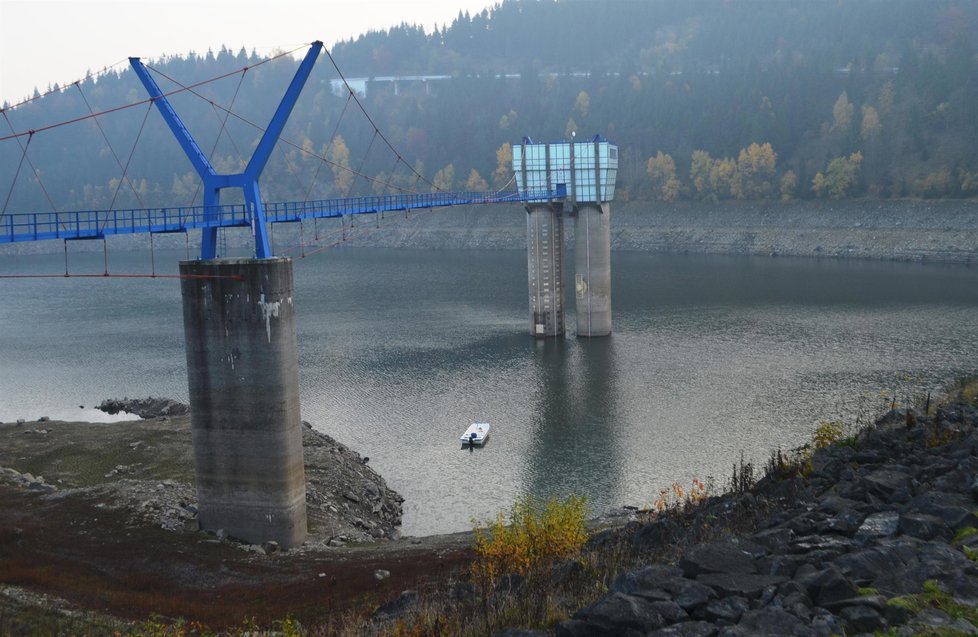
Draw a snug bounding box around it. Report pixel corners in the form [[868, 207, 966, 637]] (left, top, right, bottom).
[[0, 188, 565, 244]]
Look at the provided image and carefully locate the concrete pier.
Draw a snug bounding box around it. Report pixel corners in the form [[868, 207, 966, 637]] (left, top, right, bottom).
[[574, 203, 612, 337], [526, 204, 565, 337], [179, 257, 307, 548], [514, 138, 618, 339]]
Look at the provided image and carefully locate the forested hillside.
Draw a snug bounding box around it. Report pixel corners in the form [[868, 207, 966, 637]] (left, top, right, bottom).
[[2, 0, 976, 213]]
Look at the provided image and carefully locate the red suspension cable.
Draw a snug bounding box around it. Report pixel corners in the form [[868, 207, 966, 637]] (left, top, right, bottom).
[[0, 46, 305, 142], [0, 273, 244, 280]]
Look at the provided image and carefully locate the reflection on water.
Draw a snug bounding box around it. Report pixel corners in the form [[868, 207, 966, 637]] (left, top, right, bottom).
[[1, 248, 978, 535], [523, 338, 624, 512]]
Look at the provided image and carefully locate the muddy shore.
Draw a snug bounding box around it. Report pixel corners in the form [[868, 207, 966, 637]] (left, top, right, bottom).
[[0, 410, 475, 633]]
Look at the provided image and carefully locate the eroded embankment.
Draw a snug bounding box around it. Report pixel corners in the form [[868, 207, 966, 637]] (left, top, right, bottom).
[[0, 409, 403, 546], [334, 198, 978, 264], [2, 198, 976, 263]]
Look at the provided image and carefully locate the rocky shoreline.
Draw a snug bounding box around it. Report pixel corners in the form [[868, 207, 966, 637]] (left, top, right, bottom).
[[0, 401, 404, 547], [96, 396, 189, 419], [523, 394, 978, 637], [4, 389, 978, 635]]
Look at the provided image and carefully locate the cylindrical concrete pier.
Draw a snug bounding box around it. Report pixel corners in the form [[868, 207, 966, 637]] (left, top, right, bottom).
[[526, 204, 565, 338], [574, 203, 612, 337], [180, 257, 307, 548]]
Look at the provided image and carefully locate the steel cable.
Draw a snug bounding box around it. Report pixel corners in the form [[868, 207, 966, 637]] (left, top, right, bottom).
[[75, 83, 145, 208]]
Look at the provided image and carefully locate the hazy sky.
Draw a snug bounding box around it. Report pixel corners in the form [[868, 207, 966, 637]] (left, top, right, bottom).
[[0, 0, 497, 105]]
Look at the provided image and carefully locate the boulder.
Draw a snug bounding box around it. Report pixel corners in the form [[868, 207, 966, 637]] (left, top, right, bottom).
[[796, 566, 857, 606], [898, 512, 947, 540], [757, 554, 809, 578], [364, 482, 381, 500], [749, 527, 793, 553], [867, 541, 974, 595], [97, 397, 189, 419], [855, 511, 900, 541], [783, 512, 826, 536], [821, 508, 865, 535], [611, 564, 684, 596], [776, 591, 814, 621], [574, 592, 666, 634], [903, 491, 978, 529], [832, 540, 918, 585], [556, 619, 641, 637], [817, 495, 867, 515], [839, 604, 886, 633], [680, 543, 759, 578], [809, 609, 846, 637], [737, 608, 812, 635], [674, 580, 718, 611], [695, 573, 787, 599], [648, 621, 717, 637], [699, 596, 749, 623], [633, 518, 681, 550], [649, 600, 687, 623], [862, 469, 912, 501]]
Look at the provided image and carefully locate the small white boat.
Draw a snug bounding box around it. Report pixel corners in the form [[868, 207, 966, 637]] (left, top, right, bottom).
[[460, 422, 490, 446]]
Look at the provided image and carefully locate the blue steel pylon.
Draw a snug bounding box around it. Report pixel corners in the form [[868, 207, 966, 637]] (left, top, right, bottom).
[[129, 41, 323, 259]]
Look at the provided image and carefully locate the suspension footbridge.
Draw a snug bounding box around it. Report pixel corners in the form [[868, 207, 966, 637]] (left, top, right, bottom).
[[1, 40, 617, 548]]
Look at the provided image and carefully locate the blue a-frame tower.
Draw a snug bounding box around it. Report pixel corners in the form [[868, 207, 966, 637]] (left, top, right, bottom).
[[129, 41, 323, 259]]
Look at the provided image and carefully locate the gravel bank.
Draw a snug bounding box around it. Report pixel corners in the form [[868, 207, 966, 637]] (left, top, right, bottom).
[[0, 410, 403, 546]]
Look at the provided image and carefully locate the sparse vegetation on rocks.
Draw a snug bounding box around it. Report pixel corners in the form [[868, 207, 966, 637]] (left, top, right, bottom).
[[346, 378, 978, 636]]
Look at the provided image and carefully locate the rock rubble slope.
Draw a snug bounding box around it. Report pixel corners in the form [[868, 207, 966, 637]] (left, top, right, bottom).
[[547, 399, 978, 637], [0, 405, 403, 548]]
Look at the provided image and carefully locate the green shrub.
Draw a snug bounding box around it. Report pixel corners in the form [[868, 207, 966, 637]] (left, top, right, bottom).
[[472, 495, 587, 588], [813, 421, 844, 449]]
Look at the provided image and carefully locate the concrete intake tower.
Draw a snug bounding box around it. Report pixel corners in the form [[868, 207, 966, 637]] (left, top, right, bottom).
[[515, 137, 618, 338]]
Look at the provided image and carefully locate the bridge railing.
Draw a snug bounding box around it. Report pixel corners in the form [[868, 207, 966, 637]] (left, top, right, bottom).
[[262, 190, 547, 221], [0, 187, 565, 245], [0, 204, 251, 244]]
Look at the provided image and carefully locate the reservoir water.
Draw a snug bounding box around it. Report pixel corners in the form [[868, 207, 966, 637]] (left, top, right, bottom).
[[2, 248, 977, 535]]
